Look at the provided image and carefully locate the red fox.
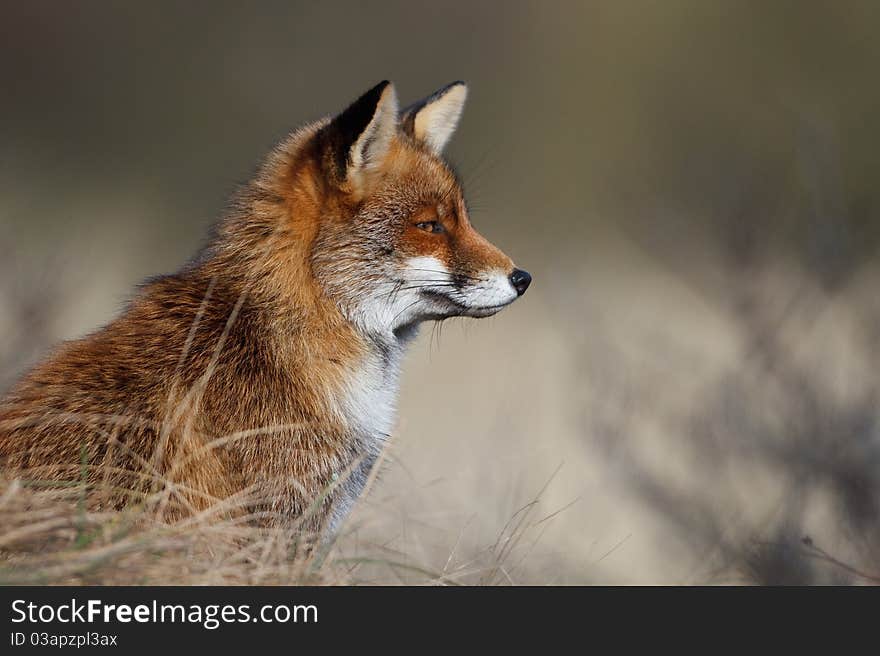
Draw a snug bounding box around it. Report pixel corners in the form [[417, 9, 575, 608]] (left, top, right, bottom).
[[0, 81, 530, 532]]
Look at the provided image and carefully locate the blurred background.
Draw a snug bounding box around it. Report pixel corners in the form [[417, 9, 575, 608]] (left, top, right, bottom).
[[2, 1, 880, 583]]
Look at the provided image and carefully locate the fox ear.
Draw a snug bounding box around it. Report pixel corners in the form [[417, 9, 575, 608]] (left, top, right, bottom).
[[321, 80, 399, 191], [401, 81, 468, 155]]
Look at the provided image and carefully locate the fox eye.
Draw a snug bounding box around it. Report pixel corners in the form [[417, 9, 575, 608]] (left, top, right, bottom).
[[415, 221, 444, 234]]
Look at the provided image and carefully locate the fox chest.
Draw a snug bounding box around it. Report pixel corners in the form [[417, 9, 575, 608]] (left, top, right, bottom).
[[321, 352, 400, 529], [336, 351, 401, 455]]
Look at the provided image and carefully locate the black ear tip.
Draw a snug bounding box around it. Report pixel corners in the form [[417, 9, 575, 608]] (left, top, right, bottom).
[[349, 80, 391, 109], [339, 80, 394, 124], [368, 80, 392, 97], [442, 80, 467, 94], [350, 80, 392, 110]]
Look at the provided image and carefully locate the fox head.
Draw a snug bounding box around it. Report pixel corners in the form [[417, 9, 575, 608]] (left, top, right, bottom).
[[244, 80, 530, 343]]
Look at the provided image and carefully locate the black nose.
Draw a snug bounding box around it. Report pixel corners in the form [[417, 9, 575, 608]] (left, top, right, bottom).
[[509, 268, 532, 296]]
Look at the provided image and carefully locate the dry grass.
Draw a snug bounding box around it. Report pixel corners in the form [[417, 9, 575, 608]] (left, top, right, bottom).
[[0, 473, 348, 585], [0, 455, 571, 586]]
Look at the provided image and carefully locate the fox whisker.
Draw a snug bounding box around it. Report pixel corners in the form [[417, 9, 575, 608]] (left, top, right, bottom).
[[407, 268, 481, 281], [391, 299, 423, 324]]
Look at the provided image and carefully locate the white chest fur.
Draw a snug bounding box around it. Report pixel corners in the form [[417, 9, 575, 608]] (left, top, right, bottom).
[[325, 347, 401, 532], [337, 347, 401, 453]]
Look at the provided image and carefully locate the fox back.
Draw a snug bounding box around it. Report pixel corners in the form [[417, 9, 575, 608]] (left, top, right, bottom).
[[0, 81, 531, 533]]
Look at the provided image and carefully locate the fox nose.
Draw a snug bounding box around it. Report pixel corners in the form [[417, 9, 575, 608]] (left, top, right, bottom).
[[509, 269, 532, 296]]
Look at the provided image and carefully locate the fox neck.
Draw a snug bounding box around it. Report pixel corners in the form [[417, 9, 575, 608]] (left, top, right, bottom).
[[197, 247, 408, 450], [326, 293, 413, 448]]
